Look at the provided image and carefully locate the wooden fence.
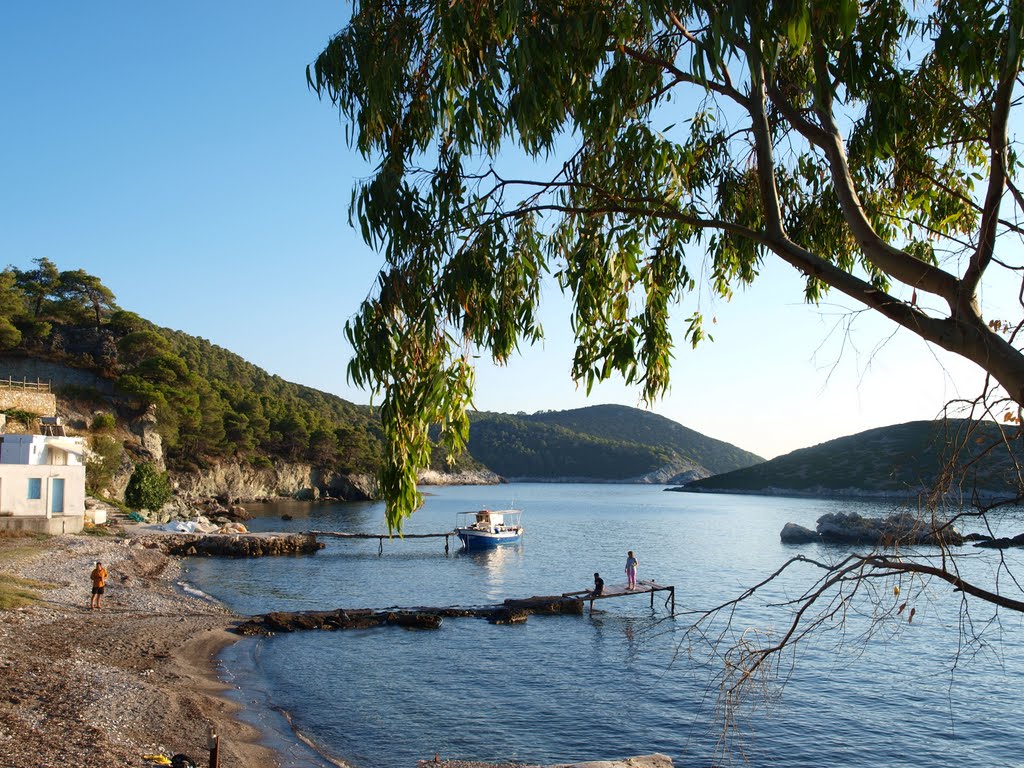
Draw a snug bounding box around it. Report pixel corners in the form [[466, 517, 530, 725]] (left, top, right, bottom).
[[0, 377, 51, 392]]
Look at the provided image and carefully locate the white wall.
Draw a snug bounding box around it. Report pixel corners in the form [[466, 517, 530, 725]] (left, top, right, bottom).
[[0, 464, 86, 518], [0, 434, 84, 466]]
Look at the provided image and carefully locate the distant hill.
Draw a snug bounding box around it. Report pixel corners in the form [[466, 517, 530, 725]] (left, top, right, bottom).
[[678, 420, 1024, 499], [468, 405, 764, 482], [526, 405, 763, 474]]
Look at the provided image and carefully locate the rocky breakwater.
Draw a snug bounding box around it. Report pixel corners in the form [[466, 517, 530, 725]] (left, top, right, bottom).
[[138, 531, 324, 558], [965, 531, 1024, 549], [780, 511, 964, 546], [234, 593, 585, 636]]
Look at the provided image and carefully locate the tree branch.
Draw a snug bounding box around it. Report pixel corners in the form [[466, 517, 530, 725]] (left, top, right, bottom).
[[746, 45, 785, 237], [864, 555, 1024, 612], [807, 39, 962, 307], [962, 1, 1023, 296]]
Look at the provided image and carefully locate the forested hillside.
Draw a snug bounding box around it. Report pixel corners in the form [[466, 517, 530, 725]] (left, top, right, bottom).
[[468, 405, 763, 481], [680, 420, 1024, 498], [467, 413, 677, 480], [0, 259, 766, 493], [0, 259, 388, 479], [524, 405, 763, 474]]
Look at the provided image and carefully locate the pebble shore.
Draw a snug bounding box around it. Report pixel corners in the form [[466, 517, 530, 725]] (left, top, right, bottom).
[[0, 531, 279, 768]]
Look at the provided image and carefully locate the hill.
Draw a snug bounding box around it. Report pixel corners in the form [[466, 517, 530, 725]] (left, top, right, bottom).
[[526, 405, 763, 474], [0, 259, 764, 498], [0, 259, 496, 500], [468, 405, 764, 482], [678, 420, 1024, 499]]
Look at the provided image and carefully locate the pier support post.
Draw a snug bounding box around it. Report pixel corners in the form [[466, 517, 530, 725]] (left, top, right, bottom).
[[206, 724, 220, 768]]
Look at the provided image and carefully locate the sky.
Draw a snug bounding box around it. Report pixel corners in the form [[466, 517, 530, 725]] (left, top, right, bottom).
[[0, 2, 1016, 460]]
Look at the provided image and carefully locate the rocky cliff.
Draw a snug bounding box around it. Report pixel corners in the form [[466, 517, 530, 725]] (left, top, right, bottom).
[[417, 467, 503, 486], [169, 462, 379, 503]]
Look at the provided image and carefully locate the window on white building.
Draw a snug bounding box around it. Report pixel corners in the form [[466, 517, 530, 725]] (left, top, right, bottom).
[[27, 478, 41, 500]]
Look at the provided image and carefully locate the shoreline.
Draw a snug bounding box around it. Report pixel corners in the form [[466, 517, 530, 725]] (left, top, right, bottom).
[[0, 529, 672, 768], [0, 531, 286, 767]]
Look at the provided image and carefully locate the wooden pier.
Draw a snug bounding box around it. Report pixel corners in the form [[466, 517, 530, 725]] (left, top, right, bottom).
[[308, 529, 457, 555], [562, 579, 675, 613]]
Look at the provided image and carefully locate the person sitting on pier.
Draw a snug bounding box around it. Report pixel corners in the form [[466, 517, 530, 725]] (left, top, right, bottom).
[[590, 572, 604, 598]]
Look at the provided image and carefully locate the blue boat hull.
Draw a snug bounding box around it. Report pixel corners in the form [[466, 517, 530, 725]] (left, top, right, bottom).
[[456, 530, 522, 549]]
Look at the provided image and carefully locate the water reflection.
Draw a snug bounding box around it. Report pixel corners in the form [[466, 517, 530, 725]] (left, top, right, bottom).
[[456, 542, 524, 570], [246, 499, 384, 534], [456, 543, 524, 598]]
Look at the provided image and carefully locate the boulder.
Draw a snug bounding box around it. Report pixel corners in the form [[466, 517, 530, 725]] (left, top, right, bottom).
[[780, 511, 963, 547], [963, 532, 992, 542], [225, 504, 251, 521], [973, 534, 1024, 549], [780, 522, 819, 544]]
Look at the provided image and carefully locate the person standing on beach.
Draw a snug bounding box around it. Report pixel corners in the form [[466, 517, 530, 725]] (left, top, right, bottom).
[[624, 551, 638, 590], [89, 561, 108, 610]]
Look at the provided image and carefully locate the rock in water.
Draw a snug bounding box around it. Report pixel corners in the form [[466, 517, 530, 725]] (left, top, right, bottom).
[[780, 522, 819, 544]]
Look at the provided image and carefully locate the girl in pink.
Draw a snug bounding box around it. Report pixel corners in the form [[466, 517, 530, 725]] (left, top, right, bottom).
[[625, 551, 638, 590]]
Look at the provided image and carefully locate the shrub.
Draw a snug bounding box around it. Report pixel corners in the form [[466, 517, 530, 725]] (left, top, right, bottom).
[[86, 435, 123, 495], [123, 462, 172, 511], [90, 413, 117, 432]]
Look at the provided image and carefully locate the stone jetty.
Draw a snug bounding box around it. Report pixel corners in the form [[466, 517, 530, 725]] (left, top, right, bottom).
[[137, 531, 324, 558], [234, 593, 586, 636]]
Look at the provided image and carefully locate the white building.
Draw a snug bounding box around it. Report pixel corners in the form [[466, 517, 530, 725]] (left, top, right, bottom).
[[0, 432, 87, 534]]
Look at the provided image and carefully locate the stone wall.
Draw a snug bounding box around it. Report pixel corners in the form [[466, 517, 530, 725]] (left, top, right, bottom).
[[0, 389, 56, 416]]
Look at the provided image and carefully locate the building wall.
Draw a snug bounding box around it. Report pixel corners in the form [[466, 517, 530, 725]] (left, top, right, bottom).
[[0, 435, 85, 466], [0, 464, 86, 519]]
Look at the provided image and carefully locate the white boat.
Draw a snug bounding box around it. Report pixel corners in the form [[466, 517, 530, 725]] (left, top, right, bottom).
[[454, 509, 524, 549]]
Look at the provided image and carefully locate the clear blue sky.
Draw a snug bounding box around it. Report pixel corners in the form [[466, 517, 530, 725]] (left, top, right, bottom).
[[0, 2, 1009, 459]]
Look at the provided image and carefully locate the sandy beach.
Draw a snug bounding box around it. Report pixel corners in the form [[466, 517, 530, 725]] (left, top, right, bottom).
[[0, 530, 281, 768]]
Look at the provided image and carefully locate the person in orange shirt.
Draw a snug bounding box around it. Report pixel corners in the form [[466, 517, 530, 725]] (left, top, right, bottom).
[[89, 561, 108, 610]]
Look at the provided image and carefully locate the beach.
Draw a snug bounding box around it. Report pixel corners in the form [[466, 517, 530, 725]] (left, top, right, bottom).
[[0, 528, 673, 768], [0, 530, 280, 768]]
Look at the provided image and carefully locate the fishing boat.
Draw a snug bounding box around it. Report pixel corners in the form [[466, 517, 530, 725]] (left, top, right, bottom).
[[454, 509, 524, 549]]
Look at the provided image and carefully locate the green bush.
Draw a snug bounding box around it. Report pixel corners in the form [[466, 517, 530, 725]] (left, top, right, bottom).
[[90, 413, 117, 432], [123, 462, 171, 511], [1, 409, 37, 430], [86, 435, 123, 495]]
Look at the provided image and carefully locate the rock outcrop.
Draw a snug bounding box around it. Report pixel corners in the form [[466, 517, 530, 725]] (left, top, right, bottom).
[[130, 403, 163, 466], [235, 593, 586, 636], [139, 532, 324, 558], [417, 467, 502, 486], [971, 532, 1024, 549], [169, 462, 378, 503], [780, 511, 964, 546]]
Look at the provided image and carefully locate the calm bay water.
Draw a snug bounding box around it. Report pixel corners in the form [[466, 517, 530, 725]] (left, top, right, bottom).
[[185, 484, 1024, 767]]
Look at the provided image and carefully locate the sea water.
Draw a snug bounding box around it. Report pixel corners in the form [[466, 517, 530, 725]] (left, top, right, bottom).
[[186, 484, 1024, 767]]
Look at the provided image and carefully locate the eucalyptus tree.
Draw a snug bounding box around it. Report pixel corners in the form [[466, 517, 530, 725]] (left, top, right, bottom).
[[310, 0, 1024, 727], [310, 0, 1023, 529]]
